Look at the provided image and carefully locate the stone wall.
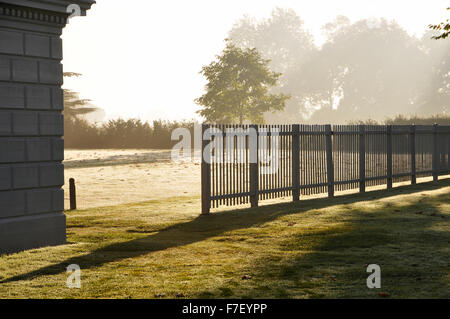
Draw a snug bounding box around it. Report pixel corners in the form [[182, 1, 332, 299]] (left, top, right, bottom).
[[0, 0, 94, 254]]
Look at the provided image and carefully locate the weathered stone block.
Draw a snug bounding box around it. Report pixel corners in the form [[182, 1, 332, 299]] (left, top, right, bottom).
[[0, 190, 26, 218], [39, 163, 64, 187], [0, 83, 25, 109], [52, 188, 64, 211], [51, 36, 62, 60], [0, 111, 12, 135], [0, 30, 23, 55], [27, 189, 52, 214], [51, 87, 63, 110], [39, 61, 63, 84], [39, 112, 63, 135], [25, 33, 50, 57], [26, 85, 51, 109], [12, 111, 39, 135], [12, 164, 39, 189], [26, 138, 52, 161], [0, 166, 11, 190], [0, 56, 10, 81], [12, 59, 38, 83], [0, 138, 26, 162], [0, 213, 66, 254], [52, 138, 64, 161]]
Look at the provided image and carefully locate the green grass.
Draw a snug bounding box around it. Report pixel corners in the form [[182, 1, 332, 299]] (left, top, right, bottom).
[[0, 180, 449, 299]]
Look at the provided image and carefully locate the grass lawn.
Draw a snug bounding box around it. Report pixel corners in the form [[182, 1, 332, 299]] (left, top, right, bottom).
[[0, 179, 449, 299]]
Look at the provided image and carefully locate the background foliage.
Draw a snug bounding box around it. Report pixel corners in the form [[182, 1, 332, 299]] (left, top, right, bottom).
[[64, 118, 197, 149], [228, 9, 450, 124], [195, 43, 290, 124]]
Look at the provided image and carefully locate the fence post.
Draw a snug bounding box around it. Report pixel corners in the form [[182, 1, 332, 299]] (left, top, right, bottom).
[[325, 124, 334, 198], [386, 125, 393, 189], [201, 124, 211, 215], [250, 125, 259, 208], [359, 125, 366, 193], [432, 123, 439, 181], [69, 178, 77, 211], [292, 124, 300, 202], [410, 125, 416, 185]]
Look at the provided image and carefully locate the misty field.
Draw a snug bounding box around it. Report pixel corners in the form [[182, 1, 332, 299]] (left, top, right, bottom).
[[0, 179, 449, 298], [63, 149, 443, 210], [63, 149, 200, 209]]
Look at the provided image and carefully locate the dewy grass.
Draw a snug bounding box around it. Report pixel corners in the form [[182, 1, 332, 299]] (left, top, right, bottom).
[[0, 180, 449, 299]]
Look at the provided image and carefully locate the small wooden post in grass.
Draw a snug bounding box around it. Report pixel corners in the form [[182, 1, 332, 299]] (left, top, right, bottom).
[[292, 124, 300, 202], [386, 125, 393, 189], [250, 125, 259, 208], [69, 178, 77, 211], [325, 124, 334, 198], [410, 125, 416, 185], [359, 125, 366, 193], [432, 123, 439, 182], [201, 124, 211, 215]]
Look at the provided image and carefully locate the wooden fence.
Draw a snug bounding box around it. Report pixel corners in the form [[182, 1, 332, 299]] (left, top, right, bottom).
[[201, 124, 450, 214]]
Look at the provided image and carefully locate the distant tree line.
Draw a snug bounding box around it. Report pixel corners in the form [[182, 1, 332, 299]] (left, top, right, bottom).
[[62, 72, 198, 149], [63, 114, 449, 149], [350, 114, 450, 126], [64, 117, 197, 149]]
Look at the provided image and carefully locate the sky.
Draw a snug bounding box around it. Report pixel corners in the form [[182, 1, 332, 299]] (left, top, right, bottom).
[[62, 0, 450, 123]]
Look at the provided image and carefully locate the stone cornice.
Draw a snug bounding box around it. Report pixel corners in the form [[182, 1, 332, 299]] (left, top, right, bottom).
[[0, 0, 95, 15], [0, 3, 68, 26]]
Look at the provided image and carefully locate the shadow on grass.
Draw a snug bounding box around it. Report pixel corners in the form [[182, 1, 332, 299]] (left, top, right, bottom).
[[1, 179, 449, 288], [206, 190, 450, 298]]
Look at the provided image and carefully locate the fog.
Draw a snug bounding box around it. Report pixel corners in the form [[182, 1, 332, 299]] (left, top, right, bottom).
[[62, 1, 449, 124], [228, 9, 450, 124]]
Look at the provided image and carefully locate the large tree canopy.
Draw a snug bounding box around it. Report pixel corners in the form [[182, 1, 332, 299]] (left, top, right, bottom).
[[226, 10, 450, 123], [228, 8, 315, 74], [309, 18, 428, 123], [195, 43, 290, 124], [228, 8, 316, 122]]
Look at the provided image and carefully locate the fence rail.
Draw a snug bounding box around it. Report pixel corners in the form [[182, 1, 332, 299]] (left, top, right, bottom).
[[201, 124, 450, 214]]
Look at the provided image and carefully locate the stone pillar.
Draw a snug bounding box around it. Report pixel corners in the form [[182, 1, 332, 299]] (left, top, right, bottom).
[[0, 0, 94, 254]]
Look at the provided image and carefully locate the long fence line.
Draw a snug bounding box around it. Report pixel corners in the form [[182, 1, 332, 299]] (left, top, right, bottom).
[[201, 124, 450, 214]]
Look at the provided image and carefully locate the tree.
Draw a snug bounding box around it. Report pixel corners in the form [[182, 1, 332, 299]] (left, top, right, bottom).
[[228, 8, 316, 122], [417, 31, 450, 114], [307, 18, 428, 123], [429, 8, 450, 40], [222, 11, 450, 124], [195, 43, 290, 124], [228, 8, 315, 74], [63, 72, 98, 120]]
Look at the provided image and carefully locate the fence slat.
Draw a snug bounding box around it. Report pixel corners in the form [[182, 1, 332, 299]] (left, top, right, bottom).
[[201, 124, 211, 215], [292, 124, 300, 201], [433, 123, 439, 181], [387, 125, 393, 189], [411, 125, 416, 185], [359, 125, 366, 193], [325, 125, 334, 198], [250, 125, 259, 208]]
